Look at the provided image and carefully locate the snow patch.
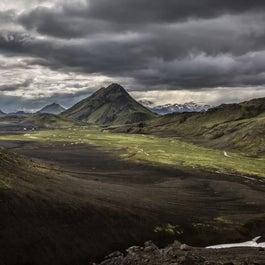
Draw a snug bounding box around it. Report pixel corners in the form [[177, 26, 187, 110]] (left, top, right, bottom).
[[207, 236, 265, 249], [224, 151, 230, 157]]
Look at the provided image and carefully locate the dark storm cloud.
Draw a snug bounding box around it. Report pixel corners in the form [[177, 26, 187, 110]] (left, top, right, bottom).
[[2, 25, 265, 90], [0, 10, 16, 24], [0, 32, 34, 55], [0, 31, 149, 72], [77, 0, 265, 24], [0, 88, 93, 113], [0, 79, 33, 92], [19, 7, 114, 38], [18, 0, 265, 38], [1, 0, 265, 93]]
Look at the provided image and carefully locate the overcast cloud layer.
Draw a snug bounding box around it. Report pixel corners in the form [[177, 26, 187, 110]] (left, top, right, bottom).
[[1, 0, 265, 112]]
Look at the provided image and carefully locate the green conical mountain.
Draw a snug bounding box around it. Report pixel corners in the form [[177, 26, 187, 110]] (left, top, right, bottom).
[[62, 83, 155, 125]]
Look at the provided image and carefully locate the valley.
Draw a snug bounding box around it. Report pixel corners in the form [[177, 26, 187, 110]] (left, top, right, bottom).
[[1, 125, 265, 264], [2, 127, 265, 178]]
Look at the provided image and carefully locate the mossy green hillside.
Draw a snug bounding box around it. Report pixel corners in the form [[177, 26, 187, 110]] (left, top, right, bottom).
[[120, 97, 265, 156]]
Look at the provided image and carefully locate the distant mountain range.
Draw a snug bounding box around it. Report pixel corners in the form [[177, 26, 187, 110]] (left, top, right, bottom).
[[1, 84, 155, 125], [139, 100, 212, 115], [7, 111, 32, 117], [37, 103, 66, 114], [62, 83, 155, 125], [0, 103, 66, 117]]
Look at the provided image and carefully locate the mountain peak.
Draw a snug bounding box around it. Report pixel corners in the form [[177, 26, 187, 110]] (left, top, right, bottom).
[[49, 103, 60, 107], [62, 84, 155, 125], [105, 83, 126, 91], [98, 83, 128, 95], [38, 103, 66, 114]]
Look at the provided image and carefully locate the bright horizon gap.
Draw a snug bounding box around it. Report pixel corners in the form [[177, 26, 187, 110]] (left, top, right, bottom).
[[2, 84, 265, 113]]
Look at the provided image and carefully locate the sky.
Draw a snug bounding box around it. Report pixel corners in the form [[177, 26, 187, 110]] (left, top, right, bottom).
[[1, 0, 265, 112]]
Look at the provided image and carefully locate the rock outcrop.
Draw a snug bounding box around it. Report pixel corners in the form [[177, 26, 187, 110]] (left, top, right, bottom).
[[98, 241, 265, 265]]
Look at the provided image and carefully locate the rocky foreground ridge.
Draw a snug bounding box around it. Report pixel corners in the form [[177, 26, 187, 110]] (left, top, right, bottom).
[[97, 241, 265, 265]]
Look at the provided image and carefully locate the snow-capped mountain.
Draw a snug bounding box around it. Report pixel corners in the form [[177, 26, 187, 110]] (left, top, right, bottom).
[[139, 100, 212, 115]]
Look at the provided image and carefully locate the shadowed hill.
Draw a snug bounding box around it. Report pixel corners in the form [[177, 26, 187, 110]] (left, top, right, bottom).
[[0, 114, 78, 131], [7, 111, 32, 117], [0, 147, 31, 187], [62, 83, 155, 125], [22, 113, 78, 129], [0, 145, 154, 265]]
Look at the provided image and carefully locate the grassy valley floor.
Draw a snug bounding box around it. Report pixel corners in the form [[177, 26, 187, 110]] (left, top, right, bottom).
[[1, 127, 265, 178]]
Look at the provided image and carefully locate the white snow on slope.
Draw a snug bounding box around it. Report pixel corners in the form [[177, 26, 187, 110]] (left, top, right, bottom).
[[207, 236, 265, 249], [224, 151, 230, 157]]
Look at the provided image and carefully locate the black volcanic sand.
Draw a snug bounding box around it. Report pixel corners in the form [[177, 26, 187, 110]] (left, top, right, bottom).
[[0, 139, 265, 265]]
